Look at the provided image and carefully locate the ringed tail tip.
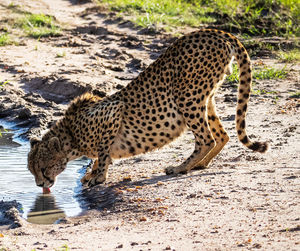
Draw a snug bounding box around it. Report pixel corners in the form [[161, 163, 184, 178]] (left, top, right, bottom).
[[248, 141, 269, 153]]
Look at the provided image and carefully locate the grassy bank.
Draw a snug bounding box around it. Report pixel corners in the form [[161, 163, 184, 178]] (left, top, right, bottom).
[[97, 0, 299, 36], [0, 3, 60, 45]]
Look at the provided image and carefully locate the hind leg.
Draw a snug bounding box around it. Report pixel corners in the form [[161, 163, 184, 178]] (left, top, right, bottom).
[[166, 100, 216, 175], [195, 95, 229, 169]]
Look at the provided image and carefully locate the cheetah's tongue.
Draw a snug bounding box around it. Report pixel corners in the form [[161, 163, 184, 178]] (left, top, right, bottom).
[[43, 187, 51, 194]]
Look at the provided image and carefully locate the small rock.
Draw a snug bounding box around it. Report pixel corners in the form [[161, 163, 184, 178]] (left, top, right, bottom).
[[139, 216, 147, 222], [123, 176, 132, 182], [284, 175, 297, 180], [253, 243, 262, 249], [10, 219, 22, 228], [0, 201, 23, 228], [137, 26, 159, 35], [13, 231, 29, 236], [55, 217, 70, 224]]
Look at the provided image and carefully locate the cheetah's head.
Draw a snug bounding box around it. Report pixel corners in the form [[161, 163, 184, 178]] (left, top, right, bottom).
[[28, 137, 67, 188]]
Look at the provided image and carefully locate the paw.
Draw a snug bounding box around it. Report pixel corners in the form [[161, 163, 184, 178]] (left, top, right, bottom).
[[80, 172, 92, 184], [87, 175, 106, 187], [192, 164, 208, 170], [165, 166, 187, 175], [165, 166, 175, 175], [85, 163, 93, 174], [81, 172, 106, 187]]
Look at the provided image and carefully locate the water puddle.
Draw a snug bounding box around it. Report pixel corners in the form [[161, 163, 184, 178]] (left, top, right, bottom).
[[0, 122, 88, 224]]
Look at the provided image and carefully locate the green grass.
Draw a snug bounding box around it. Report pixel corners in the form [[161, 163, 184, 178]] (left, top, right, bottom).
[[54, 244, 70, 251], [0, 33, 12, 46], [56, 51, 66, 58], [226, 64, 239, 84], [225, 63, 289, 93], [18, 13, 61, 38], [0, 126, 8, 137], [243, 39, 279, 57], [225, 64, 288, 98], [251, 88, 279, 104], [100, 0, 215, 28], [251, 89, 278, 95], [289, 91, 300, 98], [0, 3, 61, 41], [97, 0, 299, 36], [278, 49, 300, 63], [253, 66, 288, 80], [226, 64, 288, 83], [0, 80, 9, 89]]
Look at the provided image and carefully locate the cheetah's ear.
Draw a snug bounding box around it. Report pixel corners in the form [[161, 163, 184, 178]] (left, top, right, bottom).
[[48, 137, 61, 153], [30, 137, 40, 148]]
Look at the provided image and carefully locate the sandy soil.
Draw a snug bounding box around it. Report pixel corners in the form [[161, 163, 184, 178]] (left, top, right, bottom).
[[0, 0, 299, 250]]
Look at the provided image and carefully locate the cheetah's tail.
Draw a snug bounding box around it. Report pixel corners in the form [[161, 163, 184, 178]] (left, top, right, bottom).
[[224, 31, 269, 153]]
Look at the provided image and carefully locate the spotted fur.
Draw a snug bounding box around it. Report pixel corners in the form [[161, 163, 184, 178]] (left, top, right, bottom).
[[28, 29, 268, 187]]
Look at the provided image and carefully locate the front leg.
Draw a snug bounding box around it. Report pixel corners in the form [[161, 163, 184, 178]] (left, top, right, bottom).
[[88, 152, 112, 186], [81, 148, 112, 186], [81, 99, 124, 187]]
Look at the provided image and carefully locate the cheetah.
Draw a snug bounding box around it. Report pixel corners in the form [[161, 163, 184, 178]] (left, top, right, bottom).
[[28, 29, 268, 188]]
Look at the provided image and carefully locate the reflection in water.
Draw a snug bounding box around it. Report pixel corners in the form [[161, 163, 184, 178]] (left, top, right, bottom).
[[0, 121, 89, 220], [27, 194, 66, 224]]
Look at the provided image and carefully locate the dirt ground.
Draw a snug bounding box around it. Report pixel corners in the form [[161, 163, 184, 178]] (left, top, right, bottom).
[[0, 0, 299, 250]]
